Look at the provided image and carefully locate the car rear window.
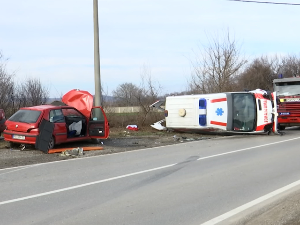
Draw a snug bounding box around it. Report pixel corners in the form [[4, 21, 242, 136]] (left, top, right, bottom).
[[9, 109, 42, 123]]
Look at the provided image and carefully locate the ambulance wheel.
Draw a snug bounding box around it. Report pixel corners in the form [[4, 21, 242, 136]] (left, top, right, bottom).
[[278, 125, 285, 130], [48, 136, 55, 149]]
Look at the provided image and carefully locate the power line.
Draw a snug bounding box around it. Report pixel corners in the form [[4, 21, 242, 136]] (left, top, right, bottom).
[[228, 0, 300, 5]]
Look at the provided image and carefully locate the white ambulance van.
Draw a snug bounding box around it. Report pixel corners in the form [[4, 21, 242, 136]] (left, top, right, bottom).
[[151, 90, 279, 134]]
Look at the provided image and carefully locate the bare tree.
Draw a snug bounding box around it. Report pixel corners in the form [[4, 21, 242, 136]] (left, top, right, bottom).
[[134, 65, 162, 125], [111, 65, 162, 126], [189, 31, 247, 93], [13, 77, 49, 111], [237, 56, 277, 91], [0, 52, 15, 116], [0, 52, 50, 116], [112, 82, 141, 107], [237, 54, 300, 92], [279, 55, 300, 78]]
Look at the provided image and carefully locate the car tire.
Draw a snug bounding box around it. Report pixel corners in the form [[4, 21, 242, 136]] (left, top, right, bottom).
[[91, 138, 101, 144], [9, 142, 19, 148], [48, 136, 55, 149]]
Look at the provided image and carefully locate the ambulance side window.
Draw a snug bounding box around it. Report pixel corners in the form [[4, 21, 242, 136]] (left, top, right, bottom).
[[258, 99, 262, 110]]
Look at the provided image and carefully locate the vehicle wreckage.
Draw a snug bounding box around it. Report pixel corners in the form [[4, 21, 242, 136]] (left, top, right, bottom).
[[151, 90, 280, 135], [3, 89, 109, 153]]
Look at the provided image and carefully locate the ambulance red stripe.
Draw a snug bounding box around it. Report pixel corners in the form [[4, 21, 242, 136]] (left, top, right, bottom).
[[211, 98, 227, 103], [211, 121, 227, 126]]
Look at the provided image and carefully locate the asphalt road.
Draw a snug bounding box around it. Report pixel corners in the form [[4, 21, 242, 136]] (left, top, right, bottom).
[[1, 129, 300, 225]]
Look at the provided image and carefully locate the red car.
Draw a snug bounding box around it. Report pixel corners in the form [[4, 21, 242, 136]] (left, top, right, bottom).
[[0, 109, 6, 134], [3, 90, 109, 152]]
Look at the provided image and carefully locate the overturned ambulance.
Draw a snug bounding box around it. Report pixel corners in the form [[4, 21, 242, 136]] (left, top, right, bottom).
[[151, 90, 279, 134]]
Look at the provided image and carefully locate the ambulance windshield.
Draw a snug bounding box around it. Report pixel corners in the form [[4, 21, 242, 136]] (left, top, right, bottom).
[[232, 93, 256, 131]]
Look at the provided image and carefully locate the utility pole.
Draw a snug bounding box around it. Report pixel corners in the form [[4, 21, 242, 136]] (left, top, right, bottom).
[[93, 0, 101, 106]]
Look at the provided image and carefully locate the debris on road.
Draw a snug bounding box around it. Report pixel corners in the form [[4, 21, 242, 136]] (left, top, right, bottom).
[[60, 147, 84, 157], [48, 146, 104, 154]]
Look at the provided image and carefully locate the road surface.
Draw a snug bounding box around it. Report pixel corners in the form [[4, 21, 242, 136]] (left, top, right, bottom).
[[1, 129, 300, 224]]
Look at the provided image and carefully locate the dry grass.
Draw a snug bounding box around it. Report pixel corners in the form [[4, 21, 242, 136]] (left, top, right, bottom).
[[109, 126, 167, 138]]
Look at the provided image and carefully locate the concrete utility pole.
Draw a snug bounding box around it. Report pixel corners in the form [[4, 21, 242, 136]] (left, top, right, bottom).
[[93, 0, 101, 106]]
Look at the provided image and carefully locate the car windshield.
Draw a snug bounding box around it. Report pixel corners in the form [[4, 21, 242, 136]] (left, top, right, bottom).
[[274, 81, 300, 96], [9, 109, 41, 123], [232, 93, 256, 131]]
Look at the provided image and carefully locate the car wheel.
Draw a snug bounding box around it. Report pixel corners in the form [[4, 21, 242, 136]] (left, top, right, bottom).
[[91, 138, 101, 144], [9, 142, 19, 148], [278, 125, 286, 130], [48, 136, 55, 149]]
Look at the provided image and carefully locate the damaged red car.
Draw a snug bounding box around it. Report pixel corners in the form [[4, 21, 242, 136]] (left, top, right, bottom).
[[3, 90, 109, 153]]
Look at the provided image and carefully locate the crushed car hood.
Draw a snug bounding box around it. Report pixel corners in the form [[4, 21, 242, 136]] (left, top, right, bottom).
[[62, 89, 93, 118]]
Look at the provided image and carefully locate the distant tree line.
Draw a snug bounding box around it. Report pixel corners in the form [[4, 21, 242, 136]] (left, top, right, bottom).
[[188, 32, 300, 94], [0, 52, 49, 117]]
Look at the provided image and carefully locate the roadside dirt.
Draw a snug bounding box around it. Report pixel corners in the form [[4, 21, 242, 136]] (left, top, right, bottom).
[[0, 127, 218, 169]]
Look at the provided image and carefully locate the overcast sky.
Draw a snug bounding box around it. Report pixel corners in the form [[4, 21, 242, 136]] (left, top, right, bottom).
[[1, 0, 299, 97]]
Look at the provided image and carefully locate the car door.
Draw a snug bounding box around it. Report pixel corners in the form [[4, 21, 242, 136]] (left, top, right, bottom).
[[88, 107, 109, 139], [49, 109, 67, 144], [35, 119, 55, 153]]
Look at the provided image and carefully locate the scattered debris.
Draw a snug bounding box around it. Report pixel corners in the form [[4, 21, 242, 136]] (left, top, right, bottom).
[[126, 125, 139, 131], [48, 146, 104, 154], [60, 147, 84, 157], [150, 119, 167, 131], [173, 135, 202, 142], [185, 138, 195, 141], [173, 135, 181, 141]]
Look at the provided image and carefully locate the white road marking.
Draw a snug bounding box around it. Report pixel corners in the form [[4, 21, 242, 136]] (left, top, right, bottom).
[[0, 164, 176, 206], [197, 137, 300, 161], [201, 179, 300, 225], [0, 165, 39, 176]]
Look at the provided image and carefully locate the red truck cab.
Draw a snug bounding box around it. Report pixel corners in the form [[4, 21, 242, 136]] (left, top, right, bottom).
[[273, 77, 300, 130]]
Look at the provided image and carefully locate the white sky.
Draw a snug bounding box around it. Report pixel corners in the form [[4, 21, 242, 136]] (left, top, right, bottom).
[[0, 0, 299, 97]]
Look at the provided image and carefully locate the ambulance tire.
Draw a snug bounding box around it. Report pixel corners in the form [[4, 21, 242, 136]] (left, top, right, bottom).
[[278, 125, 285, 130]]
